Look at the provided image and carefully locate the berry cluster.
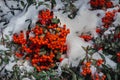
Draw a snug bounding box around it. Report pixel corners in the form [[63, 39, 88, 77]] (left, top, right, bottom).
[[96, 59, 104, 66], [92, 73, 106, 80], [13, 9, 70, 71], [117, 52, 120, 63], [90, 0, 113, 9], [81, 60, 105, 80], [102, 11, 116, 28], [80, 34, 93, 41], [81, 61, 91, 76], [95, 10, 117, 35], [38, 9, 53, 25], [96, 28, 101, 34]]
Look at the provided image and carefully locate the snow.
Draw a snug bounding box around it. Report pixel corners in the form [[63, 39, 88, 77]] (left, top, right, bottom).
[[5, 62, 16, 71], [66, 35, 91, 67], [90, 66, 97, 74], [104, 27, 115, 35], [0, 45, 8, 51], [22, 78, 31, 80], [17, 60, 33, 72], [3, 5, 37, 36], [59, 58, 69, 67], [113, 13, 120, 26], [54, 0, 64, 10], [54, 7, 98, 35], [111, 0, 119, 6], [0, 0, 13, 21], [22, 61, 33, 72]]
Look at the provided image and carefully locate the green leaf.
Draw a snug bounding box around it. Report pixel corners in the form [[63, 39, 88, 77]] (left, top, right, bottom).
[[44, 3, 50, 8], [72, 73, 77, 80], [11, 11, 15, 15], [99, 53, 106, 64], [42, 77, 48, 80], [115, 74, 118, 80], [40, 51, 46, 55], [56, 52, 61, 60], [20, 1, 25, 7], [27, 0, 33, 5], [106, 73, 111, 80], [0, 57, 3, 66], [81, 46, 86, 51], [25, 19, 32, 30], [51, 0, 56, 9], [51, 18, 60, 24], [62, 11, 68, 14], [32, 71, 47, 80], [3, 56, 9, 64], [5, 35, 9, 40], [78, 77, 84, 80], [51, 78, 61, 80], [34, 67, 37, 72], [37, 2, 44, 7], [33, 73, 40, 80], [67, 68, 77, 80], [38, 1, 44, 6], [51, 0, 56, 4], [68, 14, 75, 19], [39, 72, 47, 77], [78, 58, 85, 66]]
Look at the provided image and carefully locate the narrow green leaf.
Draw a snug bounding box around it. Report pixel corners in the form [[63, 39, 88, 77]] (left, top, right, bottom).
[[0, 57, 3, 66], [27, 0, 33, 5], [20, 1, 25, 7], [51, 18, 60, 24], [81, 46, 86, 51], [106, 73, 111, 80], [44, 3, 50, 8], [33, 73, 40, 80], [51, 78, 61, 80], [51, 0, 56, 4], [11, 11, 15, 15], [115, 74, 118, 80], [37, 2, 44, 7], [4, 56, 9, 64], [51, 0, 56, 9], [67, 68, 77, 80], [78, 77, 84, 80], [99, 53, 106, 64], [5, 35, 9, 40], [56, 52, 61, 60]]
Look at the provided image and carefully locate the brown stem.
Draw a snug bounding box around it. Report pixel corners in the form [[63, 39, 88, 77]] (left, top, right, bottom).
[[86, 46, 89, 62]]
